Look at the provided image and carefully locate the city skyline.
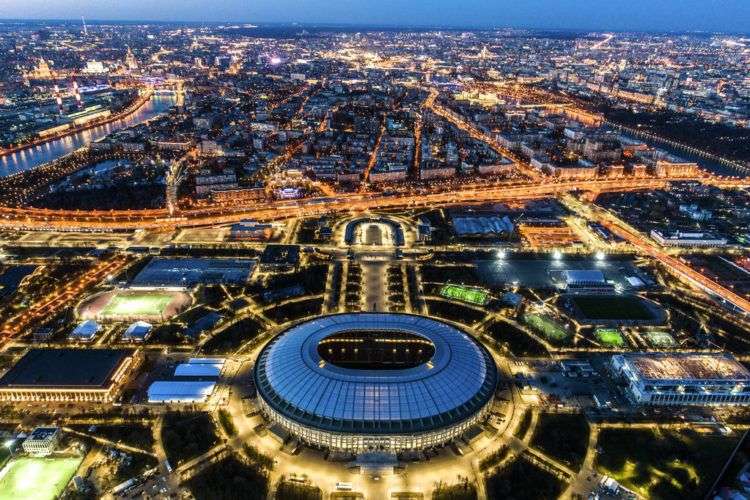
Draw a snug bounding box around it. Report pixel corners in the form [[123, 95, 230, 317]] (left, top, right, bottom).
[[0, 0, 749, 33], [1, 10, 750, 500]]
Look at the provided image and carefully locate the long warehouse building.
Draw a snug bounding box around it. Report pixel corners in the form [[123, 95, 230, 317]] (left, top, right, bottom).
[[0, 348, 143, 403]]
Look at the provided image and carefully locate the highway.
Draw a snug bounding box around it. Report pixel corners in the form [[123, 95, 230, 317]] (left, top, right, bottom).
[[564, 196, 750, 315], [0, 175, 745, 232]]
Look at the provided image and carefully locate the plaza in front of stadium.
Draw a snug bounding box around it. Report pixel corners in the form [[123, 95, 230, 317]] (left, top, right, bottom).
[[1, 211, 750, 500]]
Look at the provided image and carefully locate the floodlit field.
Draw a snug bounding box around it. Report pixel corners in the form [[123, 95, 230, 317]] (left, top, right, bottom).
[[525, 314, 569, 341], [101, 292, 174, 318], [569, 295, 654, 321], [595, 328, 626, 348], [440, 284, 488, 305], [0, 456, 82, 500], [645, 330, 677, 348]]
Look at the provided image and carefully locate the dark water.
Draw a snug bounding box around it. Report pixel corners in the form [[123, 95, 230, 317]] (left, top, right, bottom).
[[0, 95, 175, 177], [616, 130, 746, 178]]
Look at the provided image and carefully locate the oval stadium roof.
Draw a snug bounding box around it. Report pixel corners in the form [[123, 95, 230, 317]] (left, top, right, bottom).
[[254, 313, 497, 435]]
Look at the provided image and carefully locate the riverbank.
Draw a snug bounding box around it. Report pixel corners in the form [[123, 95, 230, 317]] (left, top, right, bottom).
[[0, 90, 154, 159], [0, 94, 175, 176]]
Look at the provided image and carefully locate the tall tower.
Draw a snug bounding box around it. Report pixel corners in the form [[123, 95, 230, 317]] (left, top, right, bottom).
[[53, 84, 64, 115], [124, 47, 138, 71], [81, 17, 88, 37], [72, 80, 82, 109]]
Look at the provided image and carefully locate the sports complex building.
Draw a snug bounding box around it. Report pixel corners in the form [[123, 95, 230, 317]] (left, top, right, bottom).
[[0, 348, 143, 403], [254, 313, 497, 453], [612, 352, 750, 406], [130, 257, 255, 289]]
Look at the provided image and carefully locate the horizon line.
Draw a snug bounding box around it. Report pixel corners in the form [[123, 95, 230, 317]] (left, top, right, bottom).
[[0, 17, 748, 36]]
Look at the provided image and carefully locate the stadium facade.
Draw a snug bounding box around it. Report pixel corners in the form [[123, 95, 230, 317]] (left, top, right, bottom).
[[611, 352, 750, 406], [254, 313, 497, 453]]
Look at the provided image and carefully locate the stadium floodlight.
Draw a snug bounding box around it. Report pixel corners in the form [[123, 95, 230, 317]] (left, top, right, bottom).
[[552, 250, 563, 261], [595, 250, 606, 261], [496, 249, 506, 260], [3, 439, 14, 448]]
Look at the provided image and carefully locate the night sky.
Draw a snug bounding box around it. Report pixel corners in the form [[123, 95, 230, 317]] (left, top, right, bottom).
[[0, 0, 748, 33]]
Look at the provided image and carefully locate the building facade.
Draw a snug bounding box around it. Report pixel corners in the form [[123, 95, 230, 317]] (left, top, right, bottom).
[[612, 352, 750, 406]]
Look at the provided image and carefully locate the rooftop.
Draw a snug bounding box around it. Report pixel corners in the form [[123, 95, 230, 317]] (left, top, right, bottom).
[[623, 353, 750, 382], [0, 348, 135, 389], [131, 257, 255, 288], [255, 313, 497, 434]]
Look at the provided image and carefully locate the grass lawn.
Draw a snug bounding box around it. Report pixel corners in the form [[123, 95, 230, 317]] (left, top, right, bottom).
[[426, 299, 487, 326], [202, 317, 265, 355], [440, 284, 488, 306], [530, 413, 590, 470], [187, 456, 267, 500], [486, 320, 550, 357], [570, 295, 654, 321], [595, 328, 626, 348], [645, 330, 677, 348], [525, 314, 569, 342], [0, 456, 82, 500], [595, 428, 739, 500], [102, 292, 173, 317], [485, 457, 564, 500], [162, 412, 219, 466]]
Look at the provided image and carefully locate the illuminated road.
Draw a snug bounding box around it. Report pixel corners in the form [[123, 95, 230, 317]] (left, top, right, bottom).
[[0, 175, 745, 232], [0, 254, 132, 339], [565, 197, 750, 315], [424, 88, 543, 180]]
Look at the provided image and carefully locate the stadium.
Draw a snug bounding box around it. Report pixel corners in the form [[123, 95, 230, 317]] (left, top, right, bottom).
[[254, 313, 497, 453], [78, 289, 192, 322]]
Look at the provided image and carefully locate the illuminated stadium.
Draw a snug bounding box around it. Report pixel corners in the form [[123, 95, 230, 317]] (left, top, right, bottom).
[[254, 313, 497, 453], [78, 289, 192, 322]]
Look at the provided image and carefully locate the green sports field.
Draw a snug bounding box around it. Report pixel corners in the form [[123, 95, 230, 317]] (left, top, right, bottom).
[[595, 328, 626, 348], [0, 456, 82, 500], [645, 330, 677, 348], [101, 292, 173, 318], [440, 284, 488, 305], [525, 314, 569, 342], [569, 295, 654, 321]]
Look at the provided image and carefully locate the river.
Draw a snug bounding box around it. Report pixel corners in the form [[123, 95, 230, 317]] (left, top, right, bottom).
[[0, 95, 176, 177]]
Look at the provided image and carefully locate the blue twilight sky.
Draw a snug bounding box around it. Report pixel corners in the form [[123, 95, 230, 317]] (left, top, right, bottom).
[[0, 0, 749, 33]]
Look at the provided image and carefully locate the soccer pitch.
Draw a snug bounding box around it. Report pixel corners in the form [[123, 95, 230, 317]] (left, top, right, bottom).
[[101, 292, 173, 317], [0, 456, 82, 500], [570, 295, 654, 321], [525, 314, 569, 341], [645, 330, 677, 348], [440, 284, 488, 305], [595, 328, 626, 348]]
